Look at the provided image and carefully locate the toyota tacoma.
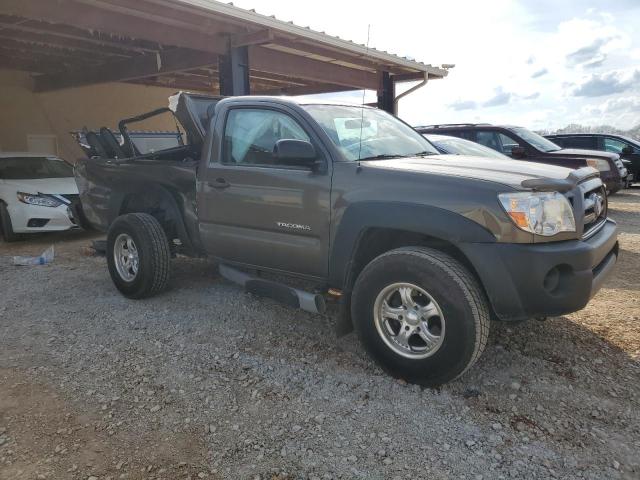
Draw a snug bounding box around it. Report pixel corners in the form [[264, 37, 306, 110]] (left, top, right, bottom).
[[74, 93, 619, 386]]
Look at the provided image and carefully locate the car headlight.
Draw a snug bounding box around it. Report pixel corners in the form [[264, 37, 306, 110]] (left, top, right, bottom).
[[498, 191, 576, 236], [586, 158, 610, 172], [17, 192, 63, 208]]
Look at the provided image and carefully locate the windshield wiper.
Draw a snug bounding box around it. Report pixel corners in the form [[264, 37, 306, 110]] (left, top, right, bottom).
[[359, 152, 436, 161], [413, 151, 437, 156], [358, 154, 405, 161]]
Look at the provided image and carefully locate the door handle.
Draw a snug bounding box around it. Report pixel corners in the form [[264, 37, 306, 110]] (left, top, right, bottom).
[[208, 178, 230, 189]]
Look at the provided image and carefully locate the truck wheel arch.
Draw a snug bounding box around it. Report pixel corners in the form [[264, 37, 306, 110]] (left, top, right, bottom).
[[329, 202, 496, 288], [329, 203, 496, 336], [117, 185, 200, 255]]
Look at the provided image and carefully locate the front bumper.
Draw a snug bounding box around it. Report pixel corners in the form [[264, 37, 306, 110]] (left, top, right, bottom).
[[602, 175, 625, 193], [460, 219, 618, 321], [7, 202, 77, 233]]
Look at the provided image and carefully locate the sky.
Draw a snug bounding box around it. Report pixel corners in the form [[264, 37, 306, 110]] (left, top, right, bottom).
[[231, 0, 640, 130]]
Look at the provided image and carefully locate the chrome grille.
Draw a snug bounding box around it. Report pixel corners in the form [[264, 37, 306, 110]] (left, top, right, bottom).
[[579, 179, 607, 239]]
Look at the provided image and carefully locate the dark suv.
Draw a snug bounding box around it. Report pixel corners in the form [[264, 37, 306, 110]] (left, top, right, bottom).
[[416, 124, 626, 193], [546, 133, 639, 185]]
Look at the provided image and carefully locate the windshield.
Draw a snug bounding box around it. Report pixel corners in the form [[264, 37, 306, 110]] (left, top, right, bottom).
[[620, 136, 640, 149], [303, 105, 439, 161], [0, 157, 73, 180], [427, 135, 508, 160], [511, 127, 560, 152]]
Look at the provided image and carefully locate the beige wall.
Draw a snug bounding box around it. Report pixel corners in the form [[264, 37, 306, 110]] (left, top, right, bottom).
[[0, 69, 204, 162]]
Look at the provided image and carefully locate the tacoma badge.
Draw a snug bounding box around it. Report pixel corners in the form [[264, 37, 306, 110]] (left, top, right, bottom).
[[277, 222, 311, 231]]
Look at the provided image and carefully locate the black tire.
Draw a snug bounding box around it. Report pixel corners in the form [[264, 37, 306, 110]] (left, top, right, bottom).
[[106, 213, 170, 299], [351, 246, 489, 386], [0, 202, 20, 242]]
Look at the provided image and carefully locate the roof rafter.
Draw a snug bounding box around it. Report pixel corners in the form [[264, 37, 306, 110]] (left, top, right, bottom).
[[249, 46, 378, 90], [1, 0, 228, 54], [34, 48, 218, 92]]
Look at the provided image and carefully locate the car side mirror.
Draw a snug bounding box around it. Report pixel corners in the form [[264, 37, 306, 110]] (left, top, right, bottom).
[[621, 145, 634, 155], [273, 139, 319, 168], [511, 146, 526, 158]]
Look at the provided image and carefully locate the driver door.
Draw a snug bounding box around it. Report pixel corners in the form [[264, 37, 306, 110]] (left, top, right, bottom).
[[197, 106, 332, 279]]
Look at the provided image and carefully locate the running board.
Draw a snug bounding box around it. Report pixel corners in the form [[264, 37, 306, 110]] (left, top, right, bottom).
[[219, 264, 326, 314]]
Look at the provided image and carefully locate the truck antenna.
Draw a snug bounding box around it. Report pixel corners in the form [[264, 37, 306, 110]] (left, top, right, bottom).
[[357, 24, 371, 166]]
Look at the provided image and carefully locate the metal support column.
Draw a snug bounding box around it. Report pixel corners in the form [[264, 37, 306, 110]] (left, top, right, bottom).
[[219, 45, 250, 96], [377, 70, 395, 114]]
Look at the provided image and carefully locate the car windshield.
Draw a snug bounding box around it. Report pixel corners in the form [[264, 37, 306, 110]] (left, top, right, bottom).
[[511, 127, 560, 152], [302, 104, 439, 161], [427, 135, 508, 160], [0, 157, 73, 180], [620, 136, 640, 149]]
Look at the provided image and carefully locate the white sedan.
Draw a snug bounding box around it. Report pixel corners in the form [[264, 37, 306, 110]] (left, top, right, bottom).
[[0, 152, 79, 242]]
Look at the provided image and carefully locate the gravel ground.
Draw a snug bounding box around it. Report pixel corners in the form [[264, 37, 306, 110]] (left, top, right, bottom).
[[1, 191, 639, 480]]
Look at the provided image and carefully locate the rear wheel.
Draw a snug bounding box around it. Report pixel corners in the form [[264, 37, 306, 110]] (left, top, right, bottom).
[[352, 246, 489, 386], [0, 203, 20, 242], [107, 213, 170, 298]]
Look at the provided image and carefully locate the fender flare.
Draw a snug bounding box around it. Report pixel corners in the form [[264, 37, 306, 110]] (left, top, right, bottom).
[[328, 201, 497, 288]]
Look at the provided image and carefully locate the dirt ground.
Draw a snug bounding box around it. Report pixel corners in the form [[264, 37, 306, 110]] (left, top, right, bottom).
[[0, 191, 638, 480]]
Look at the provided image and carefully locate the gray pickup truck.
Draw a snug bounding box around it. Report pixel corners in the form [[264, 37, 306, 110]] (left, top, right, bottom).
[[75, 92, 619, 386]]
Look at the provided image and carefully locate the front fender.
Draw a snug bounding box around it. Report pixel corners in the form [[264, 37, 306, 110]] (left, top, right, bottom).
[[328, 201, 497, 288]]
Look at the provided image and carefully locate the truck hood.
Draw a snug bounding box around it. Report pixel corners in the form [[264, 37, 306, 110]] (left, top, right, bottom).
[[1, 177, 78, 195], [365, 154, 576, 189], [555, 148, 618, 161]]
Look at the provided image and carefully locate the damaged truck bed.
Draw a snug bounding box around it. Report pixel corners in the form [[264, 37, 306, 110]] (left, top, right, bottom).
[[75, 93, 217, 256]]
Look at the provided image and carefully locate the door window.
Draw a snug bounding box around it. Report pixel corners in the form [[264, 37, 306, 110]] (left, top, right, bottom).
[[477, 131, 521, 155], [562, 136, 597, 149], [476, 131, 502, 152], [223, 109, 310, 166], [498, 133, 520, 155], [603, 137, 627, 154]]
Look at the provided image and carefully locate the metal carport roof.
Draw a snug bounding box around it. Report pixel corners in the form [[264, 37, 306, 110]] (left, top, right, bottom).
[[0, 0, 450, 109]]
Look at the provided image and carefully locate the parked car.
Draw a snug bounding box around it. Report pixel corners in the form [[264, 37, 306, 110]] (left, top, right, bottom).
[[424, 133, 510, 159], [75, 93, 618, 386], [416, 124, 627, 193], [546, 133, 639, 185], [0, 153, 80, 242]]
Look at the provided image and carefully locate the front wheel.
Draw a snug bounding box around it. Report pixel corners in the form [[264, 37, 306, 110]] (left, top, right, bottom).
[[352, 246, 490, 386], [107, 213, 170, 298]]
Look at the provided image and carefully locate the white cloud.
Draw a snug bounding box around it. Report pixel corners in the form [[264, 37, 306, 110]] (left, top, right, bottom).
[[231, 0, 640, 130], [572, 69, 640, 97], [449, 100, 477, 111], [483, 88, 512, 107], [531, 68, 548, 79]]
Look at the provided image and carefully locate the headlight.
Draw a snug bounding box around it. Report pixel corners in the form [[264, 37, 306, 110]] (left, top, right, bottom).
[[17, 192, 63, 208], [498, 191, 576, 236], [586, 158, 610, 172]]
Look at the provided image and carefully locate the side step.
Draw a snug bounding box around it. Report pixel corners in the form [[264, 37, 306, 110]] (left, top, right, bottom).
[[219, 264, 326, 314]]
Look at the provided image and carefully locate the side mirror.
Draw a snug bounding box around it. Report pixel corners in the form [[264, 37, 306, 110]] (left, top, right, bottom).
[[511, 146, 526, 158], [621, 145, 634, 155], [273, 139, 318, 168]]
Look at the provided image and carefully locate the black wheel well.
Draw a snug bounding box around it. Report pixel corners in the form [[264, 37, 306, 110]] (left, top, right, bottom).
[[119, 190, 180, 243], [349, 227, 488, 304]]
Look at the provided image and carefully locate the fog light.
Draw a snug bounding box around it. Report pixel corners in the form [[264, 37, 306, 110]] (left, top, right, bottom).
[[27, 218, 50, 228], [543, 264, 572, 295], [543, 267, 560, 293]]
